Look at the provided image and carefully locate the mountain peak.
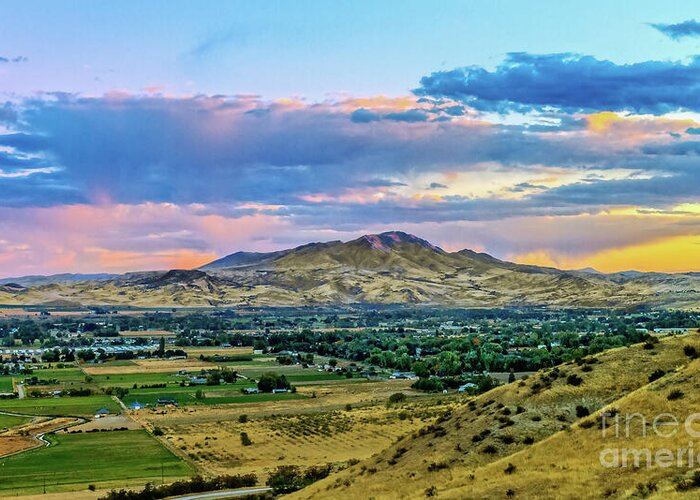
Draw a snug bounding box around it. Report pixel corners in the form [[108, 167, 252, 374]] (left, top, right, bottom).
[[358, 231, 443, 253]]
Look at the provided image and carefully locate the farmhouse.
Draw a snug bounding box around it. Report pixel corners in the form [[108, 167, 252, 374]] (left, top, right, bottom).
[[128, 401, 144, 410], [94, 407, 111, 417]]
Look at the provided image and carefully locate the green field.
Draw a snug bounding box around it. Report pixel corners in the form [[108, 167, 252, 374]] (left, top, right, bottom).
[[0, 395, 120, 417], [90, 371, 186, 387], [33, 368, 85, 383], [0, 413, 31, 429], [0, 430, 193, 493], [0, 375, 14, 392]]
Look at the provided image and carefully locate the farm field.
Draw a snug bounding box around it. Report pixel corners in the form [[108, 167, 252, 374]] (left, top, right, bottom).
[[0, 376, 14, 393], [143, 388, 451, 479], [30, 368, 85, 383], [0, 414, 31, 430], [0, 430, 193, 495], [0, 396, 119, 417]]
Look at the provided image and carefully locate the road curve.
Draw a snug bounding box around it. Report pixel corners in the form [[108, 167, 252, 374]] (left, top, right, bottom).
[[171, 487, 272, 500]]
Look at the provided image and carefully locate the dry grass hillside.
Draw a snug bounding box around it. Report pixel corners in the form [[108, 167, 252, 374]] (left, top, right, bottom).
[[290, 333, 700, 499]]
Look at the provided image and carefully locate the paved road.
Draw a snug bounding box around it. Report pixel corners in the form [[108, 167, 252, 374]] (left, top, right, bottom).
[[171, 488, 272, 500]]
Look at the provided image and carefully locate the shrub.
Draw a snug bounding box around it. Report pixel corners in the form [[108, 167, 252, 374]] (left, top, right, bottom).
[[388, 393, 407, 404], [425, 486, 438, 497], [523, 436, 535, 444], [238, 414, 248, 423], [668, 389, 684, 401], [240, 432, 252, 446], [575, 405, 590, 418], [566, 374, 583, 386], [482, 444, 497, 454], [152, 427, 164, 436], [504, 463, 517, 475], [675, 470, 700, 491], [100, 474, 257, 499], [427, 462, 448, 472], [648, 369, 666, 382], [684, 345, 698, 359]]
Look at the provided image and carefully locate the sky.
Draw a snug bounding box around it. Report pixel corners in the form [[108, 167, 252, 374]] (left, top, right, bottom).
[[1, 0, 700, 276]]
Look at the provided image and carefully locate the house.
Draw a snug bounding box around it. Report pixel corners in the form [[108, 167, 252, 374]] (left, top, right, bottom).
[[128, 401, 144, 410], [243, 387, 260, 394], [94, 407, 111, 417], [156, 398, 178, 407], [458, 383, 478, 393], [272, 388, 288, 394], [390, 371, 418, 380], [190, 377, 208, 385]]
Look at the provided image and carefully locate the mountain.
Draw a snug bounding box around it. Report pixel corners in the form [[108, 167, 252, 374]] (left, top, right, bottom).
[[0, 273, 118, 287], [0, 231, 699, 308], [290, 333, 700, 499]]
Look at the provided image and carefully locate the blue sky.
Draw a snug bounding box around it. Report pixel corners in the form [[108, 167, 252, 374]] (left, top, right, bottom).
[[1, 1, 700, 276], [3, 0, 700, 99]]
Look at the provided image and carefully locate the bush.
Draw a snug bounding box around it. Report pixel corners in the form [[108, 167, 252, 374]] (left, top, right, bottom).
[[668, 389, 685, 401], [425, 486, 438, 497], [648, 369, 666, 382], [240, 432, 252, 446], [100, 474, 257, 500], [388, 393, 407, 404], [566, 374, 583, 386], [675, 470, 700, 491], [238, 414, 248, 423], [504, 463, 517, 475], [266, 465, 332, 495], [575, 405, 590, 418], [152, 427, 164, 436], [684, 345, 698, 359]]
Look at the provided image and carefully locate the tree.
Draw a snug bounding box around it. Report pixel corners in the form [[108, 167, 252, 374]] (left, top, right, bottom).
[[157, 337, 166, 358], [257, 372, 291, 393]]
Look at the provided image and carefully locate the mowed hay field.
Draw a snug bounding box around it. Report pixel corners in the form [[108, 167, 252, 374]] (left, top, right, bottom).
[[0, 430, 193, 495], [157, 402, 450, 478], [135, 379, 444, 479]]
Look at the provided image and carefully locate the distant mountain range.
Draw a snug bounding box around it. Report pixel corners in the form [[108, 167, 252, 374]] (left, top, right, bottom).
[[1, 231, 699, 308]]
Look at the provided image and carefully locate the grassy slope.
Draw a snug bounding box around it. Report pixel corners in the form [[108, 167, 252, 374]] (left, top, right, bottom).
[[0, 430, 192, 494], [291, 333, 700, 499]]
